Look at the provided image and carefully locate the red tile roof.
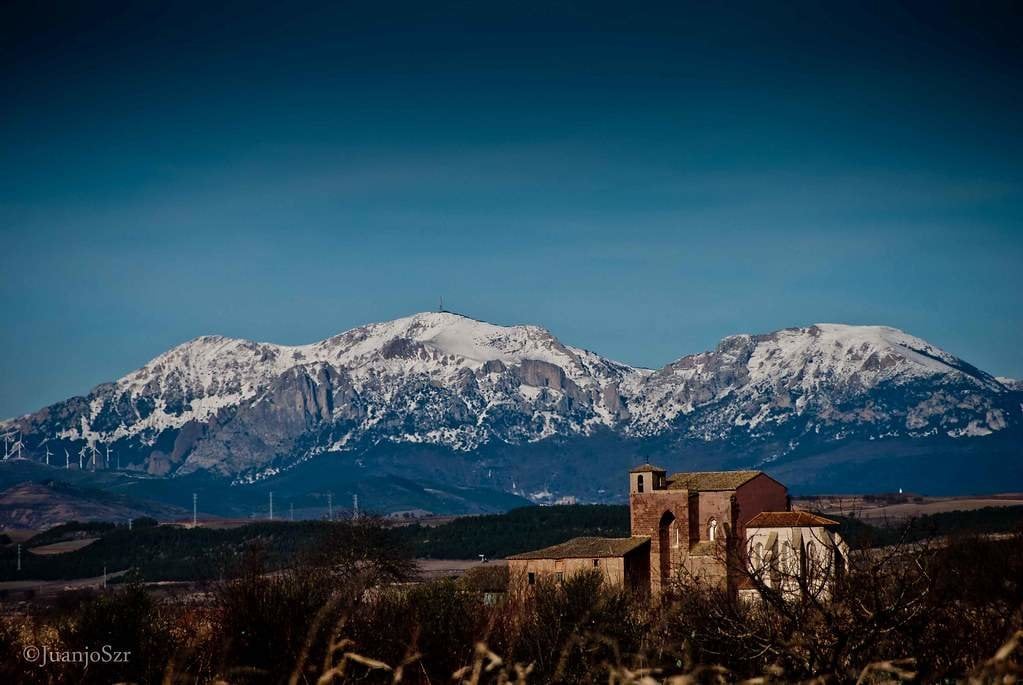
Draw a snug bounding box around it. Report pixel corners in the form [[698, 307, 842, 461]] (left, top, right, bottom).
[[746, 511, 841, 527], [506, 536, 650, 560], [629, 463, 666, 473], [667, 470, 763, 491]]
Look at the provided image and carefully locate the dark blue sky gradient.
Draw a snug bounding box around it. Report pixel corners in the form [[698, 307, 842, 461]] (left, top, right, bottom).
[[1, 1, 1021, 416]]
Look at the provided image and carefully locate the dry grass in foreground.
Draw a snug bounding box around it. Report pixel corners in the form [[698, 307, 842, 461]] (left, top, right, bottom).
[[0, 521, 1020, 684]]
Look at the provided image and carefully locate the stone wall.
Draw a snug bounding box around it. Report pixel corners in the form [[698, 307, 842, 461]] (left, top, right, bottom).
[[508, 555, 627, 589], [694, 490, 734, 540], [745, 525, 849, 601], [683, 547, 729, 586], [734, 474, 789, 541], [623, 545, 651, 594], [630, 490, 691, 593]]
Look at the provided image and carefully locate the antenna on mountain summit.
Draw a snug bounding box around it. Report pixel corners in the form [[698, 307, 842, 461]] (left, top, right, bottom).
[[438, 297, 445, 312]]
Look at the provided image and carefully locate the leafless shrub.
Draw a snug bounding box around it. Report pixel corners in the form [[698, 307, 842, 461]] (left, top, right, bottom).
[[1, 522, 1018, 683]]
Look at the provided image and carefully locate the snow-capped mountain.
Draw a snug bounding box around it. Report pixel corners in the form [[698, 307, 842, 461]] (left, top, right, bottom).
[[3, 313, 1020, 499], [997, 376, 1023, 392], [627, 323, 1010, 440]]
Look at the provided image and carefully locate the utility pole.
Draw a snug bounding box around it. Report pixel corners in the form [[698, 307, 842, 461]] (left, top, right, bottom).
[[353, 494, 359, 520], [269, 491, 274, 521], [192, 493, 198, 527], [327, 492, 333, 521]]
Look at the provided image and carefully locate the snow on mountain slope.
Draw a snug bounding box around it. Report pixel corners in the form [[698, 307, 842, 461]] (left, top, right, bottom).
[[743, 324, 996, 388], [623, 323, 1008, 437], [66, 313, 634, 448], [322, 313, 597, 371], [997, 376, 1023, 392], [4, 314, 1017, 485]]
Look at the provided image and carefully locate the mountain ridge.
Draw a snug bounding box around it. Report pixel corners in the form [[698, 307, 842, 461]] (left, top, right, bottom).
[[2, 312, 1019, 502]]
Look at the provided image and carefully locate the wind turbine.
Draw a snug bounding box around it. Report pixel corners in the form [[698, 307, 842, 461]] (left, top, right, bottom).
[[65, 448, 70, 470], [12, 432, 23, 460], [105, 444, 111, 469], [1, 431, 13, 464], [90, 443, 98, 470], [78, 445, 86, 470], [44, 444, 52, 466]]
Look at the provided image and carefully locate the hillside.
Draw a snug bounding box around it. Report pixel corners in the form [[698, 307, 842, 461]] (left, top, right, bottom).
[[0, 480, 185, 531]]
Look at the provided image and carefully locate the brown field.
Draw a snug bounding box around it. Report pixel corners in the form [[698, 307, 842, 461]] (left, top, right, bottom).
[[416, 558, 507, 581], [27, 537, 98, 555], [0, 527, 39, 543], [168, 517, 252, 529], [797, 493, 1023, 520], [0, 570, 127, 598]]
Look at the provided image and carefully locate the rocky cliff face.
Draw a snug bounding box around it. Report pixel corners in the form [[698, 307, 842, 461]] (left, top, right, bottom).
[[3, 313, 1019, 498]]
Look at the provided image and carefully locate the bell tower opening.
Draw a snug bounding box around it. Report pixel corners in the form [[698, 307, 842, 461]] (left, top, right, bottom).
[[629, 464, 667, 494]]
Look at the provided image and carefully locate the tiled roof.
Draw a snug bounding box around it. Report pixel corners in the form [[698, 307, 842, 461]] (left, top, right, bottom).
[[746, 511, 841, 528], [506, 536, 650, 560], [629, 463, 666, 473], [666, 470, 763, 491]]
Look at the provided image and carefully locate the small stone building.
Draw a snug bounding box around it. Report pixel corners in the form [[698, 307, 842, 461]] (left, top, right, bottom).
[[509, 465, 845, 598], [507, 536, 650, 592]]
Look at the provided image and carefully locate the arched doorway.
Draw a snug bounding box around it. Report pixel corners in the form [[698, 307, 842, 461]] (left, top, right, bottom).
[[658, 511, 676, 585]]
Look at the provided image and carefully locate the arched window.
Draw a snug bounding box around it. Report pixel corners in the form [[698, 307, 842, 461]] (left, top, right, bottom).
[[637, 475, 644, 493], [657, 511, 675, 583], [708, 518, 718, 541], [783, 541, 796, 575]]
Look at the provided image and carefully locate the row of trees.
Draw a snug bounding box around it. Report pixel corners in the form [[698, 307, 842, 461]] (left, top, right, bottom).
[[7, 503, 1023, 582]]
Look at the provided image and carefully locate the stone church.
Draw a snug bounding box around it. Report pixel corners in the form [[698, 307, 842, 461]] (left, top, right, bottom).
[[508, 464, 847, 597]]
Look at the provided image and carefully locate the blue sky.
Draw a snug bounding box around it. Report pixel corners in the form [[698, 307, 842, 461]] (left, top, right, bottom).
[[1, 1, 1021, 417]]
